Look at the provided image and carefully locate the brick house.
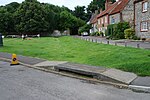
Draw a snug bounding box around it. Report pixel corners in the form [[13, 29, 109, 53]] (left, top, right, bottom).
[[96, 0, 135, 35], [134, 0, 150, 39], [109, 0, 134, 26], [97, 0, 118, 35]]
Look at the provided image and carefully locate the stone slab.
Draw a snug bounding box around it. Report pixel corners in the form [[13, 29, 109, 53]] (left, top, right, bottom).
[[55, 63, 107, 75], [101, 69, 137, 84], [33, 61, 68, 67], [131, 77, 150, 87]]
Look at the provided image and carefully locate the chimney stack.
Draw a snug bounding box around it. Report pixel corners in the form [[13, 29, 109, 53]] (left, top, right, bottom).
[[105, 0, 113, 9], [100, 8, 103, 13]]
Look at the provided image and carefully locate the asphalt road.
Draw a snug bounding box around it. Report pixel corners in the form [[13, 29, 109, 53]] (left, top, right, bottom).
[[0, 61, 150, 100]]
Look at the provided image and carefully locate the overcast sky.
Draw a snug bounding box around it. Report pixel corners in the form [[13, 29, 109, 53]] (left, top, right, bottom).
[[0, 0, 92, 10]]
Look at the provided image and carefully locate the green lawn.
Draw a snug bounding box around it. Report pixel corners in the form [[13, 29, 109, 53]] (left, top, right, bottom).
[[0, 36, 150, 76]]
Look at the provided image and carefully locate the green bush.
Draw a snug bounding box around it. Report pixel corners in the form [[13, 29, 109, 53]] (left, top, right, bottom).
[[90, 32, 96, 36], [95, 31, 99, 36], [107, 22, 130, 39], [90, 31, 104, 36], [124, 28, 135, 39], [78, 24, 92, 35], [99, 31, 104, 37], [132, 35, 140, 40]]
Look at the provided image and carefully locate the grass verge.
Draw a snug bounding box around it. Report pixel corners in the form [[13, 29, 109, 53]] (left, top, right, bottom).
[[0, 36, 150, 76]]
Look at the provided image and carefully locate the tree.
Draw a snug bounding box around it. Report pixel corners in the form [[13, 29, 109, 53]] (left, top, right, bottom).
[[78, 24, 92, 35], [0, 0, 86, 35], [0, 7, 14, 34], [87, 0, 116, 12], [5, 2, 20, 13], [14, 0, 50, 34], [73, 6, 88, 21], [59, 11, 85, 35]]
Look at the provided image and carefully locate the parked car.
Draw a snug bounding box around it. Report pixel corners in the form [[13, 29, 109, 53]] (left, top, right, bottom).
[[82, 32, 89, 36]]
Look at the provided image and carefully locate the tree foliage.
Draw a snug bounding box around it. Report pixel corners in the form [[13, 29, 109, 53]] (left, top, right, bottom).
[[87, 0, 116, 13], [86, 0, 116, 21], [73, 6, 88, 21], [0, 0, 85, 35], [0, 7, 14, 34], [0, 0, 118, 35], [14, 0, 50, 33], [78, 24, 92, 35]]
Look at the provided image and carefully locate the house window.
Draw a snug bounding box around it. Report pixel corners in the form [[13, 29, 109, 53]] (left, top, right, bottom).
[[98, 19, 100, 24], [141, 21, 148, 31], [111, 16, 115, 24], [142, 2, 148, 12], [105, 16, 107, 23]]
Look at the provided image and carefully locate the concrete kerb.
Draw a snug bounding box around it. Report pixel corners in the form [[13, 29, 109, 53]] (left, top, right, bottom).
[[0, 57, 150, 93], [76, 36, 150, 49], [129, 85, 150, 93]]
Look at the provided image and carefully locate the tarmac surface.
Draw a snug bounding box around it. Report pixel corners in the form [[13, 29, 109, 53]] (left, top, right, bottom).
[[0, 61, 150, 100], [0, 52, 150, 93]]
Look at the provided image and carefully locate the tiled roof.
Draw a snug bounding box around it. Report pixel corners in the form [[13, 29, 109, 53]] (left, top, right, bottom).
[[91, 16, 97, 24], [109, 0, 129, 15], [97, 0, 130, 18], [97, 2, 118, 18]]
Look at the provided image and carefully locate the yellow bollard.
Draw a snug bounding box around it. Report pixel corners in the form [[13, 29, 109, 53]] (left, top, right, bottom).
[[10, 54, 19, 65]]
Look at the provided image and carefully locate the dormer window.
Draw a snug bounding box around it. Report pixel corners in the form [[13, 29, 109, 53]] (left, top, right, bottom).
[[142, 2, 148, 12]]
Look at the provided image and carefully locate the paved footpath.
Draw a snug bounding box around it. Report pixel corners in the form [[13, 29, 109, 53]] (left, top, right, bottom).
[[0, 52, 150, 93], [74, 36, 150, 49]]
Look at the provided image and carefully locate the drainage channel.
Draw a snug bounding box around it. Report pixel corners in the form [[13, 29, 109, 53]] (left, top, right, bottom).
[[57, 69, 95, 79]]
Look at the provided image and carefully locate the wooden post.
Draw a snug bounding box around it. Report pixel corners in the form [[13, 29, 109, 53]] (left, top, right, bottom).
[[125, 42, 127, 47], [107, 40, 109, 44], [115, 42, 117, 46], [137, 44, 140, 48]]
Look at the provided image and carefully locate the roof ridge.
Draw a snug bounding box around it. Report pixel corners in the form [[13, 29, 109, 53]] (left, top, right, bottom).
[[109, 0, 130, 15], [109, 0, 121, 14], [97, 0, 120, 18]]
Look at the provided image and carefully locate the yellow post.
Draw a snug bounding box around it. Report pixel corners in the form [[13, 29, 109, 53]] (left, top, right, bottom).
[[10, 54, 19, 65]]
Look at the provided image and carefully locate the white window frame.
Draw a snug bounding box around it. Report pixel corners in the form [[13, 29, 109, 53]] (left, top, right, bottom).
[[142, 2, 148, 12], [98, 19, 100, 24], [141, 21, 148, 31]]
